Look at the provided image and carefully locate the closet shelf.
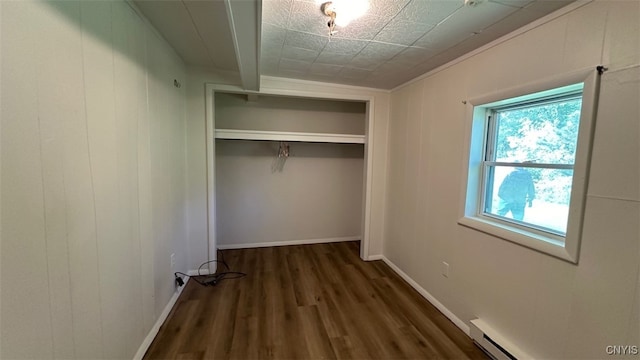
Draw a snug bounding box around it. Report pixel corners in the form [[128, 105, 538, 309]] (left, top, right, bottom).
[[215, 129, 365, 144]]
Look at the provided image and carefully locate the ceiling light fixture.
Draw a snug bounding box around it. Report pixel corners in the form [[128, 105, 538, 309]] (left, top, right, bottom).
[[320, 0, 369, 36], [464, 0, 484, 6]]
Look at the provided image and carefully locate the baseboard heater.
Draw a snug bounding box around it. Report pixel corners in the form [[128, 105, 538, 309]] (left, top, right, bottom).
[[470, 319, 531, 360]]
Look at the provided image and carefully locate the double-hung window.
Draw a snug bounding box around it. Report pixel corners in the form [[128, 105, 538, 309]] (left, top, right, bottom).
[[483, 87, 582, 237], [459, 71, 601, 263]]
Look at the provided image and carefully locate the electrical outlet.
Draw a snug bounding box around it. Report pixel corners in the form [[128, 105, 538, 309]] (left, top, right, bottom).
[[441, 261, 449, 278], [170, 253, 175, 269]]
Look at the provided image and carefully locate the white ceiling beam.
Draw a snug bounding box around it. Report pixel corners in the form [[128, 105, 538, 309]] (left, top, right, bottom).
[[225, 0, 261, 91]]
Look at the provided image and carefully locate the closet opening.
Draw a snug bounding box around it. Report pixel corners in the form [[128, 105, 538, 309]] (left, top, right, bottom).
[[205, 84, 375, 268]]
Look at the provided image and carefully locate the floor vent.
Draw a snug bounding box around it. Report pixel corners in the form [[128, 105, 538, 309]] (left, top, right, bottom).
[[470, 319, 530, 360]]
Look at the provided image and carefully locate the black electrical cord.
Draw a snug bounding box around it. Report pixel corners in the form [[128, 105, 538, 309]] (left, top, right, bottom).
[[174, 271, 205, 286], [198, 259, 229, 276], [201, 271, 247, 286], [174, 249, 246, 287]]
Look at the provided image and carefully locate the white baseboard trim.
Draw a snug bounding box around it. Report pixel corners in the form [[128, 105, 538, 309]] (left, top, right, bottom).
[[133, 281, 188, 360], [217, 236, 360, 250], [381, 256, 470, 336], [367, 254, 384, 261]]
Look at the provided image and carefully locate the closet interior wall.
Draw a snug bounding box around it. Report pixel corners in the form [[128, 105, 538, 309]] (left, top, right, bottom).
[[215, 93, 366, 248]]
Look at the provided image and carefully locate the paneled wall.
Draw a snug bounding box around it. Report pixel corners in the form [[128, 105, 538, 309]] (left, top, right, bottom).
[[1, 1, 187, 358], [385, 1, 639, 359]]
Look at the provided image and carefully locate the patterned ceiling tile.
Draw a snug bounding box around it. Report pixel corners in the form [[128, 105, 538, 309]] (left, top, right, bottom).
[[391, 46, 440, 65], [436, 32, 493, 61], [284, 30, 328, 52], [349, 40, 408, 70], [348, 56, 383, 70], [279, 58, 313, 72], [374, 19, 435, 45], [396, 0, 463, 25], [258, 0, 577, 89], [261, 24, 286, 59], [262, 23, 287, 44], [323, 38, 369, 55], [315, 51, 356, 65], [480, 6, 552, 38], [491, 0, 536, 8], [139, 0, 579, 90], [278, 69, 308, 78], [413, 1, 518, 49], [357, 41, 406, 61], [523, 0, 576, 14], [262, 40, 284, 58], [260, 23, 287, 58], [367, 62, 408, 76], [261, 56, 281, 75], [281, 45, 320, 62], [402, 54, 452, 82], [412, 23, 471, 50], [339, 67, 373, 80], [362, 63, 412, 87], [262, 0, 294, 28], [368, 0, 411, 17], [262, 44, 284, 58], [309, 63, 344, 76], [288, 0, 330, 36], [458, 1, 521, 29], [331, 13, 391, 40]]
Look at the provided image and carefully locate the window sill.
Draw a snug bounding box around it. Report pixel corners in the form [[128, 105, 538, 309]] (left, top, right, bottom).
[[457, 216, 578, 263]]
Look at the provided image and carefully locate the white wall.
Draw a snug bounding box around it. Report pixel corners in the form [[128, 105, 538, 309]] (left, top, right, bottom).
[[215, 92, 366, 134], [1, 1, 187, 358], [186, 73, 390, 267], [385, 1, 639, 359], [216, 140, 364, 247], [185, 67, 239, 270]]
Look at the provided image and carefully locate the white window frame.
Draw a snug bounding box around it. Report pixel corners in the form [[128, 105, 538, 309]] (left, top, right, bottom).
[[458, 69, 601, 263]]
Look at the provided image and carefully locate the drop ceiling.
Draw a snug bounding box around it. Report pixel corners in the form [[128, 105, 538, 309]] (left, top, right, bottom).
[[134, 0, 576, 90]]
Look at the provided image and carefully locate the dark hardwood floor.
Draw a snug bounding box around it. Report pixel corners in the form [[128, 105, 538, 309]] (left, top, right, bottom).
[[144, 241, 488, 359]]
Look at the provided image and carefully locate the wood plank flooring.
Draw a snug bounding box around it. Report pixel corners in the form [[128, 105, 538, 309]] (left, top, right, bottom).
[[144, 242, 488, 359]]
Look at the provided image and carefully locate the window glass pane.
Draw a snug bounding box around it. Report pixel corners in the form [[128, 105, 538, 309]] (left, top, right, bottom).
[[484, 165, 573, 235], [494, 97, 582, 164]]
